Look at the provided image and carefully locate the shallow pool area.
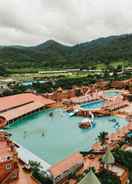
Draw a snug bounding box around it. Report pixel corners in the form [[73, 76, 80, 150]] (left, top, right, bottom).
[[6, 108, 128, 165], [80, 100, 104, 110], [104, 90, 119, 97]]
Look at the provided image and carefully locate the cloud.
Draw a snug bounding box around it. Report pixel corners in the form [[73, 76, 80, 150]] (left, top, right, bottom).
[[0, 0, 132, 46]]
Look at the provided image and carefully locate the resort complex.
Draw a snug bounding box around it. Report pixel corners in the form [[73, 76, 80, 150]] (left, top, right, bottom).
[[2, 0, 132, 183], [0, 78, 132, 184]]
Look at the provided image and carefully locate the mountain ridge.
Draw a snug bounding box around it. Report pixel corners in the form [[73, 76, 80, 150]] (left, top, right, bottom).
[[0, 33, 132, 71]]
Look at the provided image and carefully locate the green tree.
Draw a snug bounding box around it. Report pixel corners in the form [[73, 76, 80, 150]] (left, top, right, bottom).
[[97, 131, 108, 147], [29, 161, 53, 184], [0, 66, 9, 76]]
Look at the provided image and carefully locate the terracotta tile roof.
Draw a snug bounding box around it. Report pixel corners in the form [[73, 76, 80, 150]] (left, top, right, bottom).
[[29, 93, 55, 105], [1, 102, 44, 122], [0, 96, 33, 112], [0, 93, 55, 112], [49, 152, 84, 178]]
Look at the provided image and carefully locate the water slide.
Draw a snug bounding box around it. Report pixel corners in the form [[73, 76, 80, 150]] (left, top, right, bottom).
[[79, 111, 95, 129], [89, 111, 95, 127], [69, 109, 79, 117], [69, 108, 95, 127], [113, 122, 120, 129]]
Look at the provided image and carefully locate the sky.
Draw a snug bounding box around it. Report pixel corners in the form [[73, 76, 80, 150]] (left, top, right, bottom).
[[0, 0, 132, 46]]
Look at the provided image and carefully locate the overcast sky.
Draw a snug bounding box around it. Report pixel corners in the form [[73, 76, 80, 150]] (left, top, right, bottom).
[[0, 0, 132, 46]]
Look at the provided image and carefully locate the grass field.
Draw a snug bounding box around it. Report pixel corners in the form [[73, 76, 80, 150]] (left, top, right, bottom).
[[10, 71, 98, 82], [1, 60, 131, 82]]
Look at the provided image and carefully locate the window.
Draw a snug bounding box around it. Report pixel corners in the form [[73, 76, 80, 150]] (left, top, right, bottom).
[[5, 163, 12, 171]]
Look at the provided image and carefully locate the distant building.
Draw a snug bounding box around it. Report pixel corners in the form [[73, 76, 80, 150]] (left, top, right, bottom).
[[95, 80, 110, 90], [125, 67, 132, 72], [111, 79, 132, 89], [44, 88, 76, 102], [49, 152, 84, 184]]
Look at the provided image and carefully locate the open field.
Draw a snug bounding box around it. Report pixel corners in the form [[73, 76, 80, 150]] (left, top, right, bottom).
[[8, 70, 100, 82]]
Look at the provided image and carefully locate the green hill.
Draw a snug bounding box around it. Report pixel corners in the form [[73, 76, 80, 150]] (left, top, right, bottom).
[[0, 34, 132, 72]]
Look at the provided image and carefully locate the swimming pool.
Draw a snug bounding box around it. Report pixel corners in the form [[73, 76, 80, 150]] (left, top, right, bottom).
[[81, 100, 104, 110], [6, 109, 128, 164], [104, 90, 119, 97]]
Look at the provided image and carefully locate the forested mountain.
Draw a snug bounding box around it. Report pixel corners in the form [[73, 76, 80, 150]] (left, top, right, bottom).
[[0, 34, 132, 71]]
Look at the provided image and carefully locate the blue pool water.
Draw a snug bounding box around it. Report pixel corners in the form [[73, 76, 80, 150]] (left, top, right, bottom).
[[6, 109, 128, 164], [81, 100, 104, 110], [104, 90, 119, 97]]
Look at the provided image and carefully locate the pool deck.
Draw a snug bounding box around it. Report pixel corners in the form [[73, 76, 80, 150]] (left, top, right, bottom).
[[92, 120, 132, 152], [16, 143, 50, 171], [119, 102, 132, 115]]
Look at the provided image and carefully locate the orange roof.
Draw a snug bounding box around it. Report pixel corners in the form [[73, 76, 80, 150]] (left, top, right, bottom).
[[49, 152, 83, 178], [0, 96, 33, 112], [1, 102, 44, 122], [0, 93, 55, 112], [24, 93, 55, 105]]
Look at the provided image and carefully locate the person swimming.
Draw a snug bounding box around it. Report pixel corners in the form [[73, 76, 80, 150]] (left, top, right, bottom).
[[23, 131, 27, 139], [109, 118, 117, 122], [49, 112, 53, 117], [41, 131, 45, 137], [114, 122, 120, 129], [41, 128, 46, 137]]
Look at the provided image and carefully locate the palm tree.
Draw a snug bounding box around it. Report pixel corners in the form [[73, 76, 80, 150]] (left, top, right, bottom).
[[97, 131, 108, 148]]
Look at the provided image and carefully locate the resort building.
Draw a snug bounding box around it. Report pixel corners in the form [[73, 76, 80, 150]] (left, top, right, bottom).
[[95, 80, 110, 90], [0, 131, 40, 184], [44, 88, 77, 102], [49, 152, 84, 184], [111, 79, 132, 89], [0, 131, 19, 183], [0, 93, 55, 127]]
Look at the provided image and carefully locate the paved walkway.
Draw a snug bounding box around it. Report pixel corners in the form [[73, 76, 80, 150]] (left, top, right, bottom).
[[11, 164, 38, 184], [16, 143, 50, 171]]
